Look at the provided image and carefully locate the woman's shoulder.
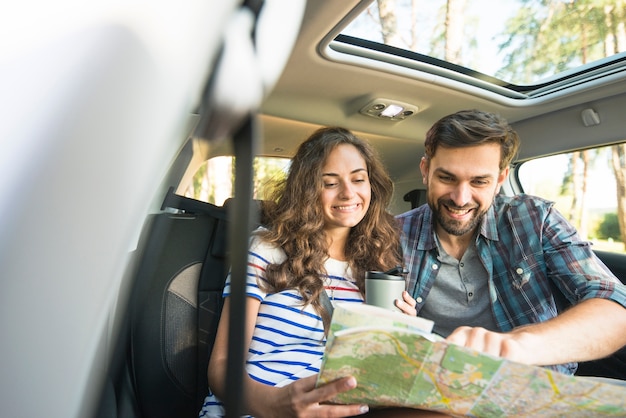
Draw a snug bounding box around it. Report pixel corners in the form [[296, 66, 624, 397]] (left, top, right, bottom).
[[249, 227, 287, 262]]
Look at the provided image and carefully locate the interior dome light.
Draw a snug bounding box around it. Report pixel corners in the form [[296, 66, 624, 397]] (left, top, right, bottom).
[[359, 98, 419, 121], [380, 104, 404, 117]]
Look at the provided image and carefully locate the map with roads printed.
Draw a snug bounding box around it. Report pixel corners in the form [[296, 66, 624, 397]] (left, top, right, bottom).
[[317, 303, 626, 417]]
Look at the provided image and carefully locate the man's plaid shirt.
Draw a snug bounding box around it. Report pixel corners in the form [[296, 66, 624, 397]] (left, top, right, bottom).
[[397, 193, 626, 374]]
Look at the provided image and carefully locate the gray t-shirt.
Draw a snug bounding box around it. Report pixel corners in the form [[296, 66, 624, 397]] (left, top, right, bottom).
[[420, 236, 498, 337]]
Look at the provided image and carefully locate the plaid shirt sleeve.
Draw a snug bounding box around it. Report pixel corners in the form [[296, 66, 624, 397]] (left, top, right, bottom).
[[489, 194, 626, 327]]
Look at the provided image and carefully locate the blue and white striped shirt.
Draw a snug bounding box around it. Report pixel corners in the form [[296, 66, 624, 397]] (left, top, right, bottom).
[[199, 231, 363, 417], [397, 193, 626, 375]]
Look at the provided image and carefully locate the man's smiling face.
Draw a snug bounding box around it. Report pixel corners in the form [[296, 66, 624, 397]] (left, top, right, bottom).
[[421, 142, 508, 238]]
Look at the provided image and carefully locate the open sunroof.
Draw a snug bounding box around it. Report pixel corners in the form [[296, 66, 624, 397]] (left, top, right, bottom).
[[330, 0, 626, 98]]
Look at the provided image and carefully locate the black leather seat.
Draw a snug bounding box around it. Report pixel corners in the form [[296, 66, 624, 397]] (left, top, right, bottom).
[[101, 190, 232, 418], [403, 189, 427, 209]]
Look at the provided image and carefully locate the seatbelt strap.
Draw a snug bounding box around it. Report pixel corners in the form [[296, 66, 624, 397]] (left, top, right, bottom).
[[224, 115, 259, 418], [318, 290, 334, 333]]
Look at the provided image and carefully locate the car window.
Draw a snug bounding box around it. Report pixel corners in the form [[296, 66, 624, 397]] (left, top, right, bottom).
[[183, 156, 291, 205], [516, 143, 626, 254], [336, 0, 626, 98]]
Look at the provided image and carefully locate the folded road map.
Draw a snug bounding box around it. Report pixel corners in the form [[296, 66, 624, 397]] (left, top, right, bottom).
[[317, 303, 626, 417]]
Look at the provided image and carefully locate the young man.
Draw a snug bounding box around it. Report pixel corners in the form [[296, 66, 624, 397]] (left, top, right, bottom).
[[396, 109, 626, 375]]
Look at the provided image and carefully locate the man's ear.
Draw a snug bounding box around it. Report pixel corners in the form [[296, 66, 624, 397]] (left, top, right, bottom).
[[420, 157, 429, 185], [496, 167, 510, 192], [498, 167, 509, 183]]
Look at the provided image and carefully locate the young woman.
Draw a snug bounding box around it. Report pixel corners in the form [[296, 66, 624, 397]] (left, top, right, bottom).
[[199, 127, 407, 417]]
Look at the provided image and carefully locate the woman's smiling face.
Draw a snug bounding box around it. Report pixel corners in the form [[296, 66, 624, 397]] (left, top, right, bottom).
[[320, 144, 371, 233]]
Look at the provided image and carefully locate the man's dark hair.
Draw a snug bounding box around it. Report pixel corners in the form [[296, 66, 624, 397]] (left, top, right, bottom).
[[424, 109, 520, 171]]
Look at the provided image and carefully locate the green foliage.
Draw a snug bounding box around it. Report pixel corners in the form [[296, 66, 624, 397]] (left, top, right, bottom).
[[596, 212, 622, 241], [187, 156, 289, 205], [191, 163, 207, 201], [498, 0, 624, 84], [253, 157, 289, 200]]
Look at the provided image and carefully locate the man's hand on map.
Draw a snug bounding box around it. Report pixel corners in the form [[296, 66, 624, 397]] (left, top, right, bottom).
[[395, 292, 532, 363], [446, 326, 531, 364], [448, 298, 626, 367]]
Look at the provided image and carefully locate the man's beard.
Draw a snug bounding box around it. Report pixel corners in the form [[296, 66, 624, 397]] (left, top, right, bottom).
[[431, 199, 486, 236]]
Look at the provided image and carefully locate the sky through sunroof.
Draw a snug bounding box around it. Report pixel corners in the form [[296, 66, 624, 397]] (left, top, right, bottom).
[[340, 0, 626, 87]]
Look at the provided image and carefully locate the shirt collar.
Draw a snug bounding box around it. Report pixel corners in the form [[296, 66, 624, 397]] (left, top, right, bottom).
[[481, 203, 499, 241]]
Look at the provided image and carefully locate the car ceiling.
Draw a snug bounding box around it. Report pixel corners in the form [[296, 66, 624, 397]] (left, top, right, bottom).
[[241, 0, 626, 183]]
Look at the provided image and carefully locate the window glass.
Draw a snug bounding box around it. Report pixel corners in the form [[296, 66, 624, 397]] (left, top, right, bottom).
[[337, 1, 626, 93], [183, 156, 291, 206], [517, 143, 626, 254]]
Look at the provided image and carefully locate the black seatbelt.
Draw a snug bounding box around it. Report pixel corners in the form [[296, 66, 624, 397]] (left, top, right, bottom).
[[224, 115, 259, 418]]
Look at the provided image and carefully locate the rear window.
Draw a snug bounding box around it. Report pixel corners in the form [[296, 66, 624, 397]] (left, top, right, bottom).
[[183, 156, 290, 206], [516, 143, 625, 254]]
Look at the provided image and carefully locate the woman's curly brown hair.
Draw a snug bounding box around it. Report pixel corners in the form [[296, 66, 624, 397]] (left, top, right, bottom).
[[257, 126, 403, 330]]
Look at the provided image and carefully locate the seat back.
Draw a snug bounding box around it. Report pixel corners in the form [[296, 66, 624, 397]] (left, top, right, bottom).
[[403, 189, 427, 209], [104, 190, 230, 418], [575, 250, 626, 380]]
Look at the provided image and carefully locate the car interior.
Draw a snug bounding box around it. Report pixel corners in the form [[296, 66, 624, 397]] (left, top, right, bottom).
[[3, 1, 626, 417]]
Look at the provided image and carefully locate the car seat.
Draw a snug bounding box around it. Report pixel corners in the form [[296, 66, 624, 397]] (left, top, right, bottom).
[[99, 189, 230, 418]]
